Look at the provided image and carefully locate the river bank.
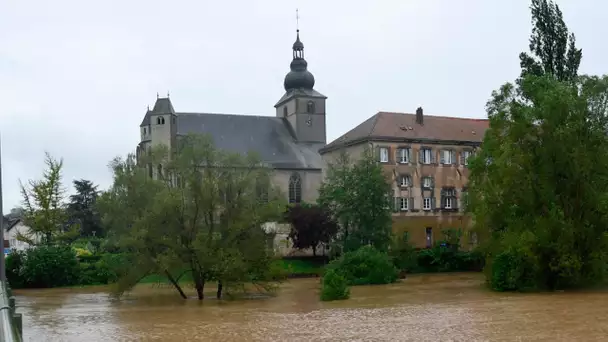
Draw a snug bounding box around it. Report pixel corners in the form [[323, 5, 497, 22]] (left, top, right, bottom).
[[14, 272, 608, 341]]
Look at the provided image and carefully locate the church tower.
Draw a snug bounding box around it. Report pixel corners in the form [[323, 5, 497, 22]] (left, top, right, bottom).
[[275, 29, 327, 145]]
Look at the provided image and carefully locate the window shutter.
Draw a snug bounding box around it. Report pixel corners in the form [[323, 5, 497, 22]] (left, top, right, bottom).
[[431, 197, 436, 210], [388, 146, 394, 164], [430, 149, 436, 164], [451, 150, 457, 165], [393, 197, 399, 213], [409, 196, 414, 210], [408, 148, 413, 164], [376, 146, 381, 162], [440, 150, 445, 164], [459, 152, 464, 165], [419, 149, 424, 164], [430, 177, 434, 188]]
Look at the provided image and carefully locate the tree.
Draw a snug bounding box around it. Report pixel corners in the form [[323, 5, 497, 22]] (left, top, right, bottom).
[[99, 134, 286, 300], [285, 203, 338, 256], [468, 74, 608, 290], [68, 179, 102, 237], [519, 0, 582, 82], [18, 152, 78, 246], [318, 148, 393, 254]]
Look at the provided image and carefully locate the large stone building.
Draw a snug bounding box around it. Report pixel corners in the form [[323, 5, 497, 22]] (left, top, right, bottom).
[[320, 108, 489, 248], [137, 30, 327, 205]]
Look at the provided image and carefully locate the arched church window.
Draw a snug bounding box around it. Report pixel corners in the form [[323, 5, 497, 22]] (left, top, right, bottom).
[[283, 106, 288, 117], [288, 172, 302, 204], [306, 101, 315, 114], [156, 116, 165, 125]]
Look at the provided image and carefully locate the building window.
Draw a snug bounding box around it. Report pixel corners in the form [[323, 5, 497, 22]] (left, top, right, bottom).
[[441, 187, 457, 209], [420, 148, 433, 164], [400, 197, 408, 211], [440, 150, 455, 165], [283, 106, 288, 117], [425, 227, 433, 248], [10, 239, 16, 247], [156, 116, 165, 125], [461, 150, 472, 165], [422, 176, 433, 189], [423, 197, 432, 211], [143, 127, 147, 135], [399, 175, 411, 187], [398, 148, 410, 163], [306, 101, 315, 114], [288, 172, 302, 204], [379, 147, 389, 163]]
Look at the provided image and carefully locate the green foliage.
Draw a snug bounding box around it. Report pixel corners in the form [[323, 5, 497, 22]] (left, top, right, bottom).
[[470, 10, 608, 291], [68, 179, 103, 237], [6, 252, 25, 288], [320, 268, 350, 301], [10, 246, 80, 288], [327, 245, 398, 286], [18, 152, 78, 246], [519, 0, 582, 82], [318, 148, 393, 254], [285, 203, 338, 256], [99, 134, 287, 299], [389, 232, 417, 272]]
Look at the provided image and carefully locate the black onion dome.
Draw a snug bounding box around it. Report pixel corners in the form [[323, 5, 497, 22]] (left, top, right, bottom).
[[283, 30, 315, 91]]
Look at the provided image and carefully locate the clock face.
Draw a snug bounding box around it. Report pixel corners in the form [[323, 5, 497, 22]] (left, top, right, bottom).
[[306, 115, 312, 126]]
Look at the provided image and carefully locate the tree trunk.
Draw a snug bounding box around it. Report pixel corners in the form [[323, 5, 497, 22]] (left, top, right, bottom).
[[216, 281, 223, 299], [192, 271, 205, 300], [312, 244, 317, 257], [164, 270, 187, 299]]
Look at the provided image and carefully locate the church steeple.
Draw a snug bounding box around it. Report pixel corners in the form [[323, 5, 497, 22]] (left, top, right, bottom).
[[283, 28, 315, 91]]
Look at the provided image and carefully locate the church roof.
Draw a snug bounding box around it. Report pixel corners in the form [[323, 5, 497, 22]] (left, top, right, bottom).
[[175, 113, 325, 170], [321, 111, 489, 154]]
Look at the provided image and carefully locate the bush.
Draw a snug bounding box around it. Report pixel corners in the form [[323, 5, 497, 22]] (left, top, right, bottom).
[[390, 232, 417, 272], [320, 268, 350, 301], [20, 246, 80, 288], [6, 251, 25, 289], [487, 234, 540, 292], [327, 245, 399, 285]]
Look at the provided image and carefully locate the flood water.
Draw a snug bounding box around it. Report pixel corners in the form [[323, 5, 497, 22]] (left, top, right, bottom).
[[14, 272, 608, 341]]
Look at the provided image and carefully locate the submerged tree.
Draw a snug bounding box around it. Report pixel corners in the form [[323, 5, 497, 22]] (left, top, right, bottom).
[[99, 134, 286, 300], [18, 152, 78, 246], [469, 74, 608, 291], [318, 148, 392, 254]]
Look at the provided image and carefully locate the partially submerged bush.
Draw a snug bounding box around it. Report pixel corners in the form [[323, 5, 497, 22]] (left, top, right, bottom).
[[327, 245, 399, 286], [320, 268, 350, 301]]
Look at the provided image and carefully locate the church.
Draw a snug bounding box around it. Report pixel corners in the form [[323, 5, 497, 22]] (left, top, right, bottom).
[[137, 30, 327, 204]]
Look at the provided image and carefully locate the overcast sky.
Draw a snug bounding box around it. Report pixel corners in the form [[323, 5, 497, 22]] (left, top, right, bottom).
[[1, 0, 606, 212]]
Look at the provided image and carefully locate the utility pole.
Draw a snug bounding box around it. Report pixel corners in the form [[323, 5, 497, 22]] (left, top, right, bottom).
[[0, 133, 5, 282]]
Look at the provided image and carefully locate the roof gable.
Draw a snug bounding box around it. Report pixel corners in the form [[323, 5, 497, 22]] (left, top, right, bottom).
[[322, 111, 489, 153]]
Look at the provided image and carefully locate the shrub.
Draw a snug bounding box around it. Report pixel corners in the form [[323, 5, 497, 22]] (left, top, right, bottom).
[[327, 245, 399, 285], [320, 268, 350, 301], [20, 246, 80, 288], [487, 241, 540, 292], [5, 251, 25, 289], [390, 232, 417, 272]]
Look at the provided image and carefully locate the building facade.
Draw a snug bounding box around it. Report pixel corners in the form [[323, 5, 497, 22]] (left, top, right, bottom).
[[320, 108, 489, 248], [136, 29, 327, 205]]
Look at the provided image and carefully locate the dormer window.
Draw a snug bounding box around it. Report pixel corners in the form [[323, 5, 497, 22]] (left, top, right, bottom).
[[306, 101, 315, 114], [156, 116, 165, 125]]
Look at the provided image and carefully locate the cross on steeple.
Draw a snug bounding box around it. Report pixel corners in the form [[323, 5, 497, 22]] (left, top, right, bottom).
[[296, 8, 300, 31]]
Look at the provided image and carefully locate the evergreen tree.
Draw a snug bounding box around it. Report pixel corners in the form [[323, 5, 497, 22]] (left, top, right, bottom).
[[68, 179, 102, 237]]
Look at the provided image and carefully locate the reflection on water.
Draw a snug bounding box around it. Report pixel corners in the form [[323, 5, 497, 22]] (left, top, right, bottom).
[[14, 273, 608, 341]]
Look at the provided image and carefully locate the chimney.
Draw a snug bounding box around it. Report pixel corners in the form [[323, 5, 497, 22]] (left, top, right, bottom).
[[415, 107, 424, 125]]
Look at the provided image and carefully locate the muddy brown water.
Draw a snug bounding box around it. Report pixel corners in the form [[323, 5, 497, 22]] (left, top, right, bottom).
[[14, 272, 608, 341]]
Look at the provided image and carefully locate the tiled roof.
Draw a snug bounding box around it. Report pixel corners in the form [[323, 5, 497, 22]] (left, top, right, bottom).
[[321, 111, 489, 153]]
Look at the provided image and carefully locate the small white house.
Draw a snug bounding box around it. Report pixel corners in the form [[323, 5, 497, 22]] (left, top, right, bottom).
[[3, 215, 35, 252]]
